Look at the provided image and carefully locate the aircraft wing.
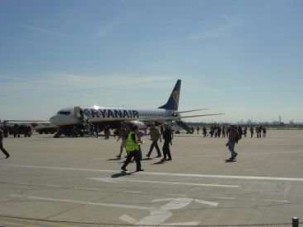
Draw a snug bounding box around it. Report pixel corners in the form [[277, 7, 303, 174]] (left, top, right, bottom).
[[134, 113, 224, 122], [176, 113, 224, 119], [176, 108, 208, 114], [2, 120, 50, 127], [5, 120, 49, 123]]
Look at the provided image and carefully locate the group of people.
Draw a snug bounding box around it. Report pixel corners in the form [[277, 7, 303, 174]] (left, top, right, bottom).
[[117, 124, 173, 172], [196, 125, 267, 139], [117, 123, 248, 170], [0, 120, 255, 166], [0, 124, 32, 138]]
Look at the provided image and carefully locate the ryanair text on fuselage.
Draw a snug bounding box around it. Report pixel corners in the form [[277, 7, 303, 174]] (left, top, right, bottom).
[[83, 108, 139, 120]]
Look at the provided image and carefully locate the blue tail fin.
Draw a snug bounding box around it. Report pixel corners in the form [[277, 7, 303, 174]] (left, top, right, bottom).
[[158, 79, 181, 111]]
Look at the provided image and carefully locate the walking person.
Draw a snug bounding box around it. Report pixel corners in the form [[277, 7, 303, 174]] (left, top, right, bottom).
[[146, 125, 161, 158], [262, 127, 267, 138], [225, 125, 240, 162], [203, 126, 207, 137], [0, 128, 10, 159], [161, 124, 173, 162], [121, 126, 143, 172], [250, 126, 254, 138], [116, 126, 128, 159], [104, 125, 110, 139]]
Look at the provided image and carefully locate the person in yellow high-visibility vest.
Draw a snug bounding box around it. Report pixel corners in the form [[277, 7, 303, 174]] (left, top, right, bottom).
[[121, 125, 144, 172]]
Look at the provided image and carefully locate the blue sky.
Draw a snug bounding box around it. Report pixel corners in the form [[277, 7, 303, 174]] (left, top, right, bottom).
[[0, 0, 302, 123]]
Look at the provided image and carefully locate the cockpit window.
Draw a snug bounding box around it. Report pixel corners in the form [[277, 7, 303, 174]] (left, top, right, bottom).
[[57, 111, 71, 115]]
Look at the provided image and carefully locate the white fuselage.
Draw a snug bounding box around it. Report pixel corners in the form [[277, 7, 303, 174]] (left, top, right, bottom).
[[50, 106, 176, 126], [83, 107, 171, 122]]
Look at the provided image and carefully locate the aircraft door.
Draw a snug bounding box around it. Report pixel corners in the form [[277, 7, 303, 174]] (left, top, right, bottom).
[[74, 106, 84, 122]]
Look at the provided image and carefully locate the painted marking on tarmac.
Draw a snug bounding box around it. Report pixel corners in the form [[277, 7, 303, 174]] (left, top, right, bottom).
[[124, 190, 144, 194], [195, 199, 219, 207], [3, 164, 303, 182], [264, 199, 289, 203], [119, 214, 137, 224], [89, 177, 240, 188], [153, 198, 218, 207], [136, 198, 199, 225], [214, 196, 236, 200], [9, 194, 152, 210], [164, 222, 200, 225], [9, 195, 201, 225]]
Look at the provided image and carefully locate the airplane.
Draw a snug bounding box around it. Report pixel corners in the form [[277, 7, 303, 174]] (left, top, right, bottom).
[[49, 79, 223, 137]]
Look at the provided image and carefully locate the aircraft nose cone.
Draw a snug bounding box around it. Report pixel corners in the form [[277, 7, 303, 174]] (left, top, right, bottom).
[[49, 115, 59, 125]]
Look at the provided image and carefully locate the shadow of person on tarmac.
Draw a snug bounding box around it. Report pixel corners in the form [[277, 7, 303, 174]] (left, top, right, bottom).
[[111, 171, 135, 178]]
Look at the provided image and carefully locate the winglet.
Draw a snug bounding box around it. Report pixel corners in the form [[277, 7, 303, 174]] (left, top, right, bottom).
[[158, 79, 181, 111]]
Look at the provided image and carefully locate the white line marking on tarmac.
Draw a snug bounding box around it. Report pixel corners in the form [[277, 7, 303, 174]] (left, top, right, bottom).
[[9, 194, 152, 210], [119, 214, 137, 224], [89, 177, 240, 188], [9, 194, 201, 225], [4, 164, 303, 182], [214, 196, 235, 200], [124, 190, 144, 194], [264, 199, 289, 203], [137, 198, 193, 225], [152, 198, 219, 208], [145, 172, 303, 182], [164, 222, 199, 225], [195, 199, 219, 207], [119, 198, 200, 226]]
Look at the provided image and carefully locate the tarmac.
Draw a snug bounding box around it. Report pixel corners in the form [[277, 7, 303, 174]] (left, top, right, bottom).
[[0, 130, 303, 226]]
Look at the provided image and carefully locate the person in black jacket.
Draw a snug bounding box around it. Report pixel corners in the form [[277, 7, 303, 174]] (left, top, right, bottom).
[[0, 129, 10, 159], [161, 124, 172, 162]]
